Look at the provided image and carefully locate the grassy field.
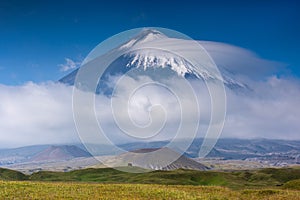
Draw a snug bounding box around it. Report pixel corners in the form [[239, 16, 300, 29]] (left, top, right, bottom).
[[2, 167, 300, 199], [26, 167, 300, 190], [1, 181, 300, 200]]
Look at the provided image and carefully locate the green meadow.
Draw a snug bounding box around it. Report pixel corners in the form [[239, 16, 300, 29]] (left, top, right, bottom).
[[1, 167, 300, 199]]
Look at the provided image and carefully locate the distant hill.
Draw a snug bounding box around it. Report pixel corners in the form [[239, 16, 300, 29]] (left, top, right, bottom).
[[102, 147, 208, 171], [29, 145, 91, 162], [0, 145, 50, 165]]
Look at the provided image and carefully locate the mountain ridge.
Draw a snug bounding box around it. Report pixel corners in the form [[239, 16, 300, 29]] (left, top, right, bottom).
[[1, 138, 300, 173]]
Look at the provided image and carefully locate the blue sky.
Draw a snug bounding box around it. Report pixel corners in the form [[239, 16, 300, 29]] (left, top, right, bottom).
[[0, 0, 299, 85], [0, 0, 300, 147]]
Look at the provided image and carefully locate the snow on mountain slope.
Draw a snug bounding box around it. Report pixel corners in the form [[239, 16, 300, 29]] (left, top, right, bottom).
[[59, 29, 247, 89], [119, 29, 167, 49]]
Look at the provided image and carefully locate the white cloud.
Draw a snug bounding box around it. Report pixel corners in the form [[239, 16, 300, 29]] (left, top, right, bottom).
[[59, 58, 80, 72], [0, 73, 299, 148], [0, 82, 79, 147], [0, 41, 299, 148], [93, 75, 203, 143], [222, 76, 300, 139]]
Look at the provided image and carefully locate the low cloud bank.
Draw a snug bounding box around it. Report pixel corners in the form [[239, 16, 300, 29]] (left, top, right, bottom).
[[0, 42, 299, 148]]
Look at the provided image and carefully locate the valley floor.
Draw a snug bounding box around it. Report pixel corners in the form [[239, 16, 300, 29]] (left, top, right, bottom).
[[1, 181, 300, 200]]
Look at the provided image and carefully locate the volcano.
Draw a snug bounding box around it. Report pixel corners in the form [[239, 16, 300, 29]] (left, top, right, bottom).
[[59, 29, 247, 91], [102, 147, 209, 171]]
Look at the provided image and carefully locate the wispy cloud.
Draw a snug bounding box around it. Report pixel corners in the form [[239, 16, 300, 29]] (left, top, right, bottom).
[[200, 41, 285, 80], [59, 58, 81, 72]]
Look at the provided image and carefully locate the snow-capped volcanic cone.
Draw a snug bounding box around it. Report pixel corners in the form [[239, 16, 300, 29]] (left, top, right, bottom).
[[59, 29, 247, 91]]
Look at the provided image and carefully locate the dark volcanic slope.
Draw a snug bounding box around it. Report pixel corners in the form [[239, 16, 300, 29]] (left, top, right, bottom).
[[30, 145, 91, 162], [163, 154, 209, 171]]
